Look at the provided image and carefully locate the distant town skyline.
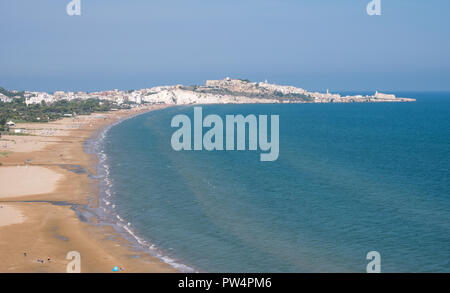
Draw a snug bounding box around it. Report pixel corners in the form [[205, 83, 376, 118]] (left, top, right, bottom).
[[1, 0, 450, 92]]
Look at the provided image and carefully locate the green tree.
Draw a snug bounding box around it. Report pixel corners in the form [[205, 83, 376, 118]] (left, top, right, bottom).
[[0, 115, 7, 133]]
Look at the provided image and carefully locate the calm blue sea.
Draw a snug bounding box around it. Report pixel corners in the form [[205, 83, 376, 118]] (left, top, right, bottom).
[[96, 92, 450, 272]]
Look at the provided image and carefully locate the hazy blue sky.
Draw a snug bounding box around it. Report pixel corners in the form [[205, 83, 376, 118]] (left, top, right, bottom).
[[1, 0, 449, 92]]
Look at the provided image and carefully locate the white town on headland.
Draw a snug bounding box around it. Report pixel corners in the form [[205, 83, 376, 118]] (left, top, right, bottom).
[[0, 78, 415, 105]]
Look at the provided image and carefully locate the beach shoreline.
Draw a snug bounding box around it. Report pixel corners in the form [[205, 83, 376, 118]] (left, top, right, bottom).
[[0, 104, 177, 273]]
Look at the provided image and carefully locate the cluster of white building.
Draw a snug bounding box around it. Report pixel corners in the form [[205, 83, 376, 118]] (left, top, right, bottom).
[[203, 78, 415, 103], [0, 93, 13, 103], [1, 78, 415, 106]]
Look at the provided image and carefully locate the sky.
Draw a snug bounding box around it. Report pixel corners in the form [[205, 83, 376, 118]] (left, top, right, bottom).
[[1, 0, 449, 92]]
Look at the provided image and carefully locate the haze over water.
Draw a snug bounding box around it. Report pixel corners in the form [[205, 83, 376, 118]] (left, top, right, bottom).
[[100, 92, 450, 272]]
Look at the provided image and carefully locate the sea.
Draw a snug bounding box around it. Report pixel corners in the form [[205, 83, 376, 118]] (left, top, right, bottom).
[[90, 92, 450, 272]]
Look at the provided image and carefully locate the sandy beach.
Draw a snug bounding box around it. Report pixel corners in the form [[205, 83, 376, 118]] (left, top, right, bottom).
[[0, 166, 62, 199], [0, 205, 25, 228], [0, 105, 176, 272]]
